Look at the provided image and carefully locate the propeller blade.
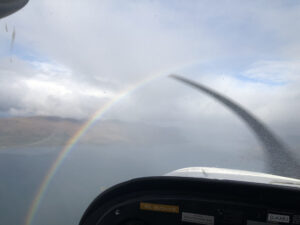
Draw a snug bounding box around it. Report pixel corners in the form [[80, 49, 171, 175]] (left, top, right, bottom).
[[170, 74, 300, 178]]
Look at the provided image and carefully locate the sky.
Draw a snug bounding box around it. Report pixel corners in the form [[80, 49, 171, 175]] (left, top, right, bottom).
[[1, 0, 300, 153], [2, 2, 300, 224]]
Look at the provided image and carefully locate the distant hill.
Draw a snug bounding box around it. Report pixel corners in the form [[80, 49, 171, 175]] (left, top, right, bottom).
[[0, 116, 185, 149]]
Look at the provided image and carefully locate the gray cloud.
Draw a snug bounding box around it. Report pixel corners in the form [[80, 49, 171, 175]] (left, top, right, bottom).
[[2, 3, 300, 224], [0, 0, 300, 157]]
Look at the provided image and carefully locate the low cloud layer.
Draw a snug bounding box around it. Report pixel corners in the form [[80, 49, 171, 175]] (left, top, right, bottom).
[[1, 0, 300, 152]]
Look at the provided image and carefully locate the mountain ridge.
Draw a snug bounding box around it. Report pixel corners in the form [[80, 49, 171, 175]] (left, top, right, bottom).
[[0, 116, 185, 149]]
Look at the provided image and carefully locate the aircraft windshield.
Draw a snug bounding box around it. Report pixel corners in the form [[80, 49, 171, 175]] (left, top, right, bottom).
[[1, 1, 300, 225]]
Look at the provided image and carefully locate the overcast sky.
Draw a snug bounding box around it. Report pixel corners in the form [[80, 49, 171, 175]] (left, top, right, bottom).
[[4, 3, 300, 225], [1, 0, 300, 151]]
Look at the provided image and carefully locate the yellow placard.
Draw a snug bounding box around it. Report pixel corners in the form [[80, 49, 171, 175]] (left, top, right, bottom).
[[140, 202, 179, 214]]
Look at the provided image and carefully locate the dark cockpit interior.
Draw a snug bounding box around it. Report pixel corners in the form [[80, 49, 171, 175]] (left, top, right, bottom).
[[79, 176, 300, 225]]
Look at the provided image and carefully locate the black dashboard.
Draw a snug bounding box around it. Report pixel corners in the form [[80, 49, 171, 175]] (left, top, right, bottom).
[[79, 176, 300, 225]]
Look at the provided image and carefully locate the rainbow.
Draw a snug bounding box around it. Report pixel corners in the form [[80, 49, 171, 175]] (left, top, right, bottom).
[[24, 60, 200, 225]]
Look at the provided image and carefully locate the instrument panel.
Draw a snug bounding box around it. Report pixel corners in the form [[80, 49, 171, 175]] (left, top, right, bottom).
[[79, 177, 300, 225]]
